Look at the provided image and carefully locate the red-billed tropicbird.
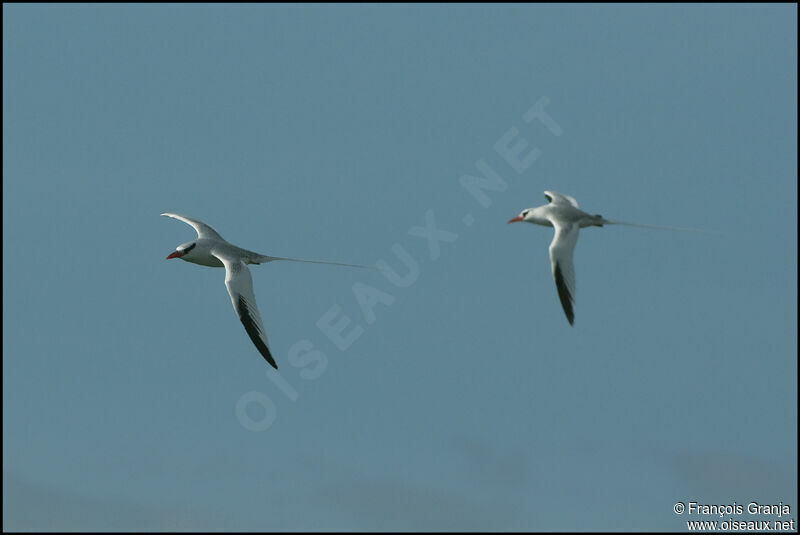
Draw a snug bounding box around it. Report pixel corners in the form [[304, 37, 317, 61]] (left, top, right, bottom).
[[507, 191, 709, 325], [162, 213, 370, 368]]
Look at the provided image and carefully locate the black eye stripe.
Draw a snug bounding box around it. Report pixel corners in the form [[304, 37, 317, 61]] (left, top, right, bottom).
[[183, 243, 196, 253]]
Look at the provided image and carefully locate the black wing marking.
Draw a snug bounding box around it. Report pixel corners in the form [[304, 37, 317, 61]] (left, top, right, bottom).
[[236, 294, 277, 369], [554, 262, 575, 326]]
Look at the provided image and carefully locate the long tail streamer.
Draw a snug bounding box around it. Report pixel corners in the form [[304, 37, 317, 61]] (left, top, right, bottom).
[[604, 219, 720, 234]]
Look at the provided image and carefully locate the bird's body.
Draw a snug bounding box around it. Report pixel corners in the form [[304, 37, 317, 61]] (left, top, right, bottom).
[[508, 191, 707, 325], [162, 213, 370, 369], [513, 194, 607, 230], [174, 238, 267, 268]]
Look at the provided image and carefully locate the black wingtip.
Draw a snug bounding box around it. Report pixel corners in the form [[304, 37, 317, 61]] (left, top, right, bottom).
[[263, 349, 278, 369], [554, 263, 575, 326], [257, 336, 279, 369], [237, 295, 278, 369]]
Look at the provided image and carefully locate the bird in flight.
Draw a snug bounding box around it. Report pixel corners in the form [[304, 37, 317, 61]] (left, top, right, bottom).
[[507, 191, 709, 325], [162, 213, 370, 368]]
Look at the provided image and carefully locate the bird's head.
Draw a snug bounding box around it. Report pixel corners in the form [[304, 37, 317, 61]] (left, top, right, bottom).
[[507, 208, 533, 224], [166, 241, 196, 260]]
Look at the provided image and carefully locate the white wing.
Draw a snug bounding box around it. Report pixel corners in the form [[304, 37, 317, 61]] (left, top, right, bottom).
[[161, 213, 224, 240], [212, 250, 277, 369], [547, 219, 580, 325], [544, 191, 579, 208]]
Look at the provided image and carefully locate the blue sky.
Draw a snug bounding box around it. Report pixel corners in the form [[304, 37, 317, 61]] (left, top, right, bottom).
[[3, 4, 796, 531]]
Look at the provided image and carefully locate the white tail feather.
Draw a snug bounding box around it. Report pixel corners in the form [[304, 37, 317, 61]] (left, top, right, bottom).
[[604, 219, 720, 234], [257, 255, 377, 270]]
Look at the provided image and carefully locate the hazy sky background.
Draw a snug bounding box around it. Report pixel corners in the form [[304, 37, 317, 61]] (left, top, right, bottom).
[[3, 4, 796, 531]]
